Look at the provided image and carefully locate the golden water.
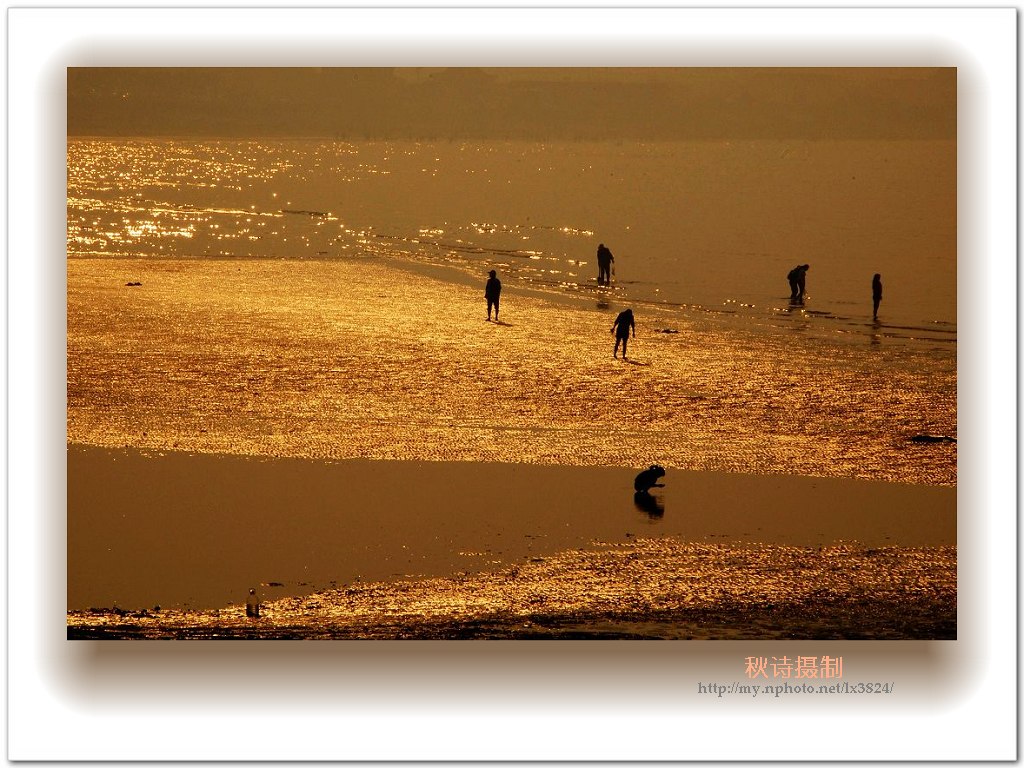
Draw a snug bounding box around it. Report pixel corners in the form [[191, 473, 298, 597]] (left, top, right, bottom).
[[66, 137, 956, 634]]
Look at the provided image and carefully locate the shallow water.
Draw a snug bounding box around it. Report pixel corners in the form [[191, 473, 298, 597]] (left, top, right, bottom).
[[66, 138, 956, 634], [68, 138, 956, 335], [66, 446, 954, 612], [67, 138, 957, 485]]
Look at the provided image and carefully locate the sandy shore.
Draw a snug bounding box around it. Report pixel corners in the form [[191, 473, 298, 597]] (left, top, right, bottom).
[[66, 256, 956, 639], [68, 444, 955, 637], [67, 257, 956, 486], [68, 538, 956, 640]]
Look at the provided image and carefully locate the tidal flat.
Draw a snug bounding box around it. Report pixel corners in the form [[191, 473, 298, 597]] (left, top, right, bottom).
[[67, 253, 955, 640], [68, 537, 955, 640]]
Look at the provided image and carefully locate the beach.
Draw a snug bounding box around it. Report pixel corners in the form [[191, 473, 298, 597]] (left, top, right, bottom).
[[67, 257, 955, 484], [66, 134, 956, 640], [67, 254, 955, 639], [67, 444, 955, 639]]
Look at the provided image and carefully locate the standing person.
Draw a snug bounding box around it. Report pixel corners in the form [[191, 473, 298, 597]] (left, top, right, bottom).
[[611, 307, 635, 359], [872, 273, 883, 319], [484, 269, 502, 321], [245, 588, 260, 619], [597, 243, 615, 285]]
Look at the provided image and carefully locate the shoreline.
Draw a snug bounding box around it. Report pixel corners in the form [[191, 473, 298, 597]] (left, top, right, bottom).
[[68, 534, 956, 641], [67, 253, 959, 348]]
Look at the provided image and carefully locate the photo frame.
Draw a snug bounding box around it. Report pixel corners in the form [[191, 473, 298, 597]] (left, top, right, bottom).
[[11, 5, 1017, 761]]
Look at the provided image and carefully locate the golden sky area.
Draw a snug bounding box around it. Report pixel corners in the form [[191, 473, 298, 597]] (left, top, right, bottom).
[[68, 67, 955, 141]]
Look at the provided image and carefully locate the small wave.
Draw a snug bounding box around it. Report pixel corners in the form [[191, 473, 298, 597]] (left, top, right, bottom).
[[281, 209, 331, 218]]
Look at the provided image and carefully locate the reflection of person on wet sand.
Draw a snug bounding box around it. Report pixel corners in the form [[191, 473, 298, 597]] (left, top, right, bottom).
[[611, 308, 635, 359], [596, 243, 615, 285], [872, 273, 883, 319], [634, 491, 664, 518], [484, 269, 501, 321], [787, 264, 809, 302]]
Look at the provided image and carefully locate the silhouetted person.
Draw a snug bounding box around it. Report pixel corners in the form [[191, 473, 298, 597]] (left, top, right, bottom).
[[872, 273, 883, 319], [596, 243, 615, 285], [633, 466, 665, 518], [485, 269, 502, 321], [634, 464, 666, 492], [788, 264, 810, 302], [796, 264, 809, 300], [611, 308, 635, 359], [246, 588, 260, 618]]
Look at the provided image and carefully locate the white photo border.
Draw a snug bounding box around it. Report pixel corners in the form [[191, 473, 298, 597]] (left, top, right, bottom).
[[9, 6, 1016, 761]]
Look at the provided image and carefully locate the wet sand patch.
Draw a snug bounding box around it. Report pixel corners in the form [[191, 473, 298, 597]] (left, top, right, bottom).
[[68, 538, 956, 640], [68, 445, 954, 616]]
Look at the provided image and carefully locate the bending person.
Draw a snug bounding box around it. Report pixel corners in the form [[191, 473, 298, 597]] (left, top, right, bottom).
[[611, 307, 636, 359], [787, 264, 810, 302]]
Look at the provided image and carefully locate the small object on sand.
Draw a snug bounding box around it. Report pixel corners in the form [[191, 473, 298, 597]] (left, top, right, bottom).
[[654, 328, 679, 334], [125, 281, 143, 287], [910, 434, 957, 444], [246, 587, 260, 618]]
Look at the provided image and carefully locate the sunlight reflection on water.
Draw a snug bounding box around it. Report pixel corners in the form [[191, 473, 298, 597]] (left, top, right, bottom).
[[67, 258, 955, 486], [68, 138, 956, 336], [66, 139, 957, 635]]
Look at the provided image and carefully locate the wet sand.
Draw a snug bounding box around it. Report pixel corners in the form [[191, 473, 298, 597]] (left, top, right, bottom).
[[67, 257, 957, 486], [67, 539, 956, 640], [67, 256, 956, 638], [68, 444, 955, 638]]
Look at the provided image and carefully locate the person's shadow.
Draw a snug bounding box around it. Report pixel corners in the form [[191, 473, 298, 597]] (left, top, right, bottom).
[[633, 490, 664, 519]]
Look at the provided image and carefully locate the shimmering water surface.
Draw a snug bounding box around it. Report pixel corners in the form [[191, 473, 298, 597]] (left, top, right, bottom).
[[67, 139, 956, 636], [68, 138, 956, 332], [68, 139, 955, 484]]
